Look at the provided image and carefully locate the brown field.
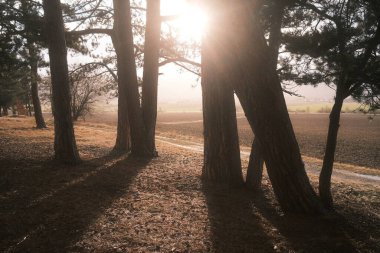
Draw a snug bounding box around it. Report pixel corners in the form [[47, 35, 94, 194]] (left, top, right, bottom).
[[151, 112, 380, 169]]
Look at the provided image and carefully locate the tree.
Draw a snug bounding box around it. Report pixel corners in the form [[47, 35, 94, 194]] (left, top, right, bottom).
[[42, 0, 80, 164], [0, 3, 25, 117], [246, 0, 286, 190], [281, 0, 380, 209], [201, 17, 244, 185], [19, 0, 47, 128], [203, 0, 324, 214], [66, 0, 149, 154], [69, 64, 116, 121], [141, 0, 161, 157], [66, 0, 200, 156], [28, 43, 47, 128], [113, 0, 148, 156], [246, 139, 264, 190]]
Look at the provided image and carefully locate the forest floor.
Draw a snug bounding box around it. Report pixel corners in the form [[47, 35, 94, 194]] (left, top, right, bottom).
[[0, 116, 379, 253]]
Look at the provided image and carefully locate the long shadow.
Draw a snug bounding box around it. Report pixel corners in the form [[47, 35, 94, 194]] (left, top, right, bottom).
[[252, 189, 372, 253], [202, 182, 276, 253], [203, 181, 374, 253], [0, 153, 151, 252]]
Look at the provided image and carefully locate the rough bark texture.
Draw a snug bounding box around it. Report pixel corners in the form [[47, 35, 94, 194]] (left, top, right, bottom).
[[205, 0, 324, 214], [319, 93, 344, 209], [111, 27, 131, 153], [246, 3, 284, 187], [29, 44, 47, 129], [113, 73, 131, 153], [246, 138, 264, 190], [141, 0, 161, 157], [42, 0, 80, 164], [113, 0, 148, 156], [201, 18, 244, 186]]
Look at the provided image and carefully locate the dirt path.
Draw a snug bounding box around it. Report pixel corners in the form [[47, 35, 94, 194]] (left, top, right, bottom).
[[156, 136, 380, 186], [158, 117, 246, 125]]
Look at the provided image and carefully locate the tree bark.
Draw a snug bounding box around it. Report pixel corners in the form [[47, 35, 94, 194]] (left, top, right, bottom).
[[246, 3, 284, 188], [201, 14, 244, 186], [246, 138, 264, 190], [319, 93, 344, 209], [113, 0, 148, 156], [29, 44, 47, 129], [112, 43, 131, 153], [205, 0, 324, 214], [113, 95, 131, 152], [141, 0, 161, 157], [42, 0, 80, 164]]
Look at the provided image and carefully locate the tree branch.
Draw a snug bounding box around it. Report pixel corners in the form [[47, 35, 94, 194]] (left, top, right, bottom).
[[66, 28, 114, 37], [70, 62, 118, 82]]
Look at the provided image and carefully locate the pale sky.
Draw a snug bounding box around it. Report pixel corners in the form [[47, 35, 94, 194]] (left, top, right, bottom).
[[65, 0, 337, 111]]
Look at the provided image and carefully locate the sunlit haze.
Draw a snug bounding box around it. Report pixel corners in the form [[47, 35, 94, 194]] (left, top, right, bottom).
[[161, 0, 208, 42], [68, 0, 336, 112]]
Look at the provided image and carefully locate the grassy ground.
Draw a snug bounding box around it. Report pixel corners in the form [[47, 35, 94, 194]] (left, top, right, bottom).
[[0, 117, 379, 252]]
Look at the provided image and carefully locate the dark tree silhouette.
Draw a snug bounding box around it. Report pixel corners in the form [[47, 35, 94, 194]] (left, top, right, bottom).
[[201, 22, 244, 185], [28, 44, 46, 128], [203, 0, 324, 214], [282, 0, 380, 209], [42, 0, 80, 164], [246, 0, 286, 189], [141, 0, 161, 157], [112, 0, 148, 156]]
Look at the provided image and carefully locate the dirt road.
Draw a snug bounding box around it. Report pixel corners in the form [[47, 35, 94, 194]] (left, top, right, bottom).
[[156, 135, 380, 186]]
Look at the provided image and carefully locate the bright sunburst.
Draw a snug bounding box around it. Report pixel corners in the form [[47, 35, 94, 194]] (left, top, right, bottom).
[[161, 0, 208, 41]]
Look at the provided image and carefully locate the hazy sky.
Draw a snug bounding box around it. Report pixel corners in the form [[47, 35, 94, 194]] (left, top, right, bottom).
[[66, 0, 337, 109]]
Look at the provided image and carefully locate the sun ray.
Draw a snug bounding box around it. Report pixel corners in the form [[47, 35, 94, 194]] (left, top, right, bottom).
[[161, 0, 208, 42]]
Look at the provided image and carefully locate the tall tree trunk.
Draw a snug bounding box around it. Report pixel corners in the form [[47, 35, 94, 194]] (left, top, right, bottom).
[[245, 3, 284, 188], [141, 0, 161, 157], [113, 0, 148, 156], [29, 44, 47, 129], [42, 0, 80, 164], [205, 0, 324, 214], [246, 138, 264, 190], [112, 43, 131, 153], [319, 93, 345, 209], [201, 13, 244, 186]]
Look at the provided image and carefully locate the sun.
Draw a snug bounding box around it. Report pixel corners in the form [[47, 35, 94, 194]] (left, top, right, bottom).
[[161, 0, 208, 42]]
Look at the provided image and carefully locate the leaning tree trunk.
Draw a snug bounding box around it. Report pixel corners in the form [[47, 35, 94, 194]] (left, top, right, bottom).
[[29, 44, 47, 129], [201, 15, 244, 186], [42, 0, 80, 164], [319, 93, 345, 209], [205, 0, 324, 214], [245, 2, 284, 187], [246, 138, 264, 190], [141, 0, 161, 157], [113, 0, 148, 156]]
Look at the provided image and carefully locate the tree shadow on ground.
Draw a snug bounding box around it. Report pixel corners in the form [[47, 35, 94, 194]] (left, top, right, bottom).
[[251, 189, 374, 253], [0, 152, 151, 252], [202, 182, 276, 253], [203, 182, 372, 253]]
